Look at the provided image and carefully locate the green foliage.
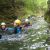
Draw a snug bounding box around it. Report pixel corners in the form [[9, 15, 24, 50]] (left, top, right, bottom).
[[0, 0, 48, 19], [0, 0, 25, 17], [44, 10, 50, 23], [24, 0, 48, 16]]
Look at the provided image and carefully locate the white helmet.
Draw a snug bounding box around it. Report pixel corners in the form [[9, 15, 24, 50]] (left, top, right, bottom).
[[1, 22, 6, 25], [25, 19, 29, 22]]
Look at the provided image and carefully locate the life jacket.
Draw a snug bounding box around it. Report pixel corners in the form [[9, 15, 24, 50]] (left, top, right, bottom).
[[1, 28, 8, 31], [14, 26, 22, 34]]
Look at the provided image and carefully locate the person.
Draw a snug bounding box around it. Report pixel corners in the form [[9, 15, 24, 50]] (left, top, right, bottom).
[[0, 22, 8, 39], [13, 19, 22, 34], [0, 22, 8, 31], [24, 19, 30, 27]]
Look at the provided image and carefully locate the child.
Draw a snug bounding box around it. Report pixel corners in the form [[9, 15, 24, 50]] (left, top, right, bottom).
[[13, 19, 22, 34], [0, 22, 8, 31], [24, 19, 30, 27]]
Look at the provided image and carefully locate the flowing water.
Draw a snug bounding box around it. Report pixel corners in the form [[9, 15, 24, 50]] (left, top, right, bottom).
[[0, 16, 49, 50]]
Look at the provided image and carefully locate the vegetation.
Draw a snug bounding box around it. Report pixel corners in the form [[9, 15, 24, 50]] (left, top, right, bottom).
[[44, 0, 50, 23], [0, 0, 48, 20], [0, 0, 49, 50]]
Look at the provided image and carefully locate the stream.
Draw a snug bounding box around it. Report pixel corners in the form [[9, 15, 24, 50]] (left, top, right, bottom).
[[0, 16, 49, 50]]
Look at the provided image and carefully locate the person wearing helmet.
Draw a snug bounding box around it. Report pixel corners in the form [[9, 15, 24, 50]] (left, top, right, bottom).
[[13, 19, 22, 34], [24, 19, 30, 27], [0, 22, 8, 31], [0, 22, 8, 39]]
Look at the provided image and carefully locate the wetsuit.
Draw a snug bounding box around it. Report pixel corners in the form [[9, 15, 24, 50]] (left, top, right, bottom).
[[0, 28, 8, 39], [1, 28, 8, 31], [14, 26, 22, 34]]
